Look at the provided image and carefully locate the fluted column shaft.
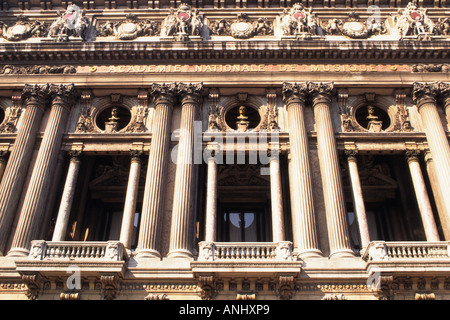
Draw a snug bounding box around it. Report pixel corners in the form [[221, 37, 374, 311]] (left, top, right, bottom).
[[9, 84, 74, 256], [136, 83, 176, 258], [120, 150, 143, 250], [269, 147, 285, 243], [413, 82, 450, 221], [310, 82, 354, 258], [282, 82, 321, 257], [406, 150, 440, 241], [345, 149, 370, 249], [0, 85, 48, 255], [204, 152, 218, 243], [52, 150, 82, 241], [168, 83, 202, 258]]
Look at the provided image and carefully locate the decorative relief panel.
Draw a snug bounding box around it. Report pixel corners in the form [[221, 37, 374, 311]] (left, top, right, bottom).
[[0, 15, 46, 41], [323, 12, 387, 39], [75, 93, 147, 134], [210, 13, 273, 39], [96, 14, 159, 40], [339, 92, 410, 133]]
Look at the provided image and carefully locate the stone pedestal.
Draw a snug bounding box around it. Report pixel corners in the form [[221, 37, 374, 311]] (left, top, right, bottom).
[[8, 84, 74, 257], [0, 84, 49, 256]]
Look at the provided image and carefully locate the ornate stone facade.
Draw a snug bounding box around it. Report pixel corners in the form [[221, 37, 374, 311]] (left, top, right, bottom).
[[0, 0, 449, 302]]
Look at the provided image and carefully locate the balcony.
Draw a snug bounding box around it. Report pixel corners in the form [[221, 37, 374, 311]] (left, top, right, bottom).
[[191, 241, 302, 279], [15, 240, 129, 285], [362, 241, 450, 275]]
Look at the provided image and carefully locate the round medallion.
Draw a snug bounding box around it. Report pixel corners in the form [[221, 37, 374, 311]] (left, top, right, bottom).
[[10, 24, 27, 36], [120, 22, 137, 34], [346, 21, 364, 32], [234, 22, 250, 32]]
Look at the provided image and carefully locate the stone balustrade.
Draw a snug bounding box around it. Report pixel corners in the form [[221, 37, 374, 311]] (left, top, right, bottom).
[[362, 241, 450, 262], [28, 240, 129, 261], [198, 241, 294, 261]]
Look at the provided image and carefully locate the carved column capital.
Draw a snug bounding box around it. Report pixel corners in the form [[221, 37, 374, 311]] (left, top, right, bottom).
[[68, 149, 83, 162], [49, 84, 75, 111], [308, 81, 334, 105], [282, 81, 307, 106], [177, 82, 203, 106], [22, 84, 50, 110], [130, 149, 144, 162], [412, 82, 439, 108], [405, 149, 421, 162], [151, 82, 177, 106], [438, 82, 450, 111], [344, 148, 358, 161]]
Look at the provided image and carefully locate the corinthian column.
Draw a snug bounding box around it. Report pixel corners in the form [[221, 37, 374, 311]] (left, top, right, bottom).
[[204, 147, 218, 243], [345, 149, 370, 249], [406, 149, 440, 241], [136, 83, 176, 258], [269, 145, 285, 243], [120, 150, 143, 250], [0, 84, 49, 256], [52, 149, 82, 241], [309, 82, 354, 258], [413, 82, 450, 221], [282, 82, 322, 257], [168, 82, 202, 258], [8, 84, 74, 257]]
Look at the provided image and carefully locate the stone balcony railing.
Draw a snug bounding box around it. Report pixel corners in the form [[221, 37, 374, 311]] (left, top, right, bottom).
[[197, 241, 294, 261], [28, 240, 129, 262], [362, 241, 450, 262]]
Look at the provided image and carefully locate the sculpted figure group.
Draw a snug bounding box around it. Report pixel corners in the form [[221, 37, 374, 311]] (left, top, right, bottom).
[[0, 1, 447, 42]]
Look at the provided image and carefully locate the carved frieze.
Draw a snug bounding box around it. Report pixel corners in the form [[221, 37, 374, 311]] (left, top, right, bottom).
[[0, 65, 76, 75], [97, 14, 159, 40], [411, 64, 450, 72]]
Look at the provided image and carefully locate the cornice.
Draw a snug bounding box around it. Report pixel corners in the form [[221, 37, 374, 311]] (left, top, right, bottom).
[[0, 39, 449, 63]]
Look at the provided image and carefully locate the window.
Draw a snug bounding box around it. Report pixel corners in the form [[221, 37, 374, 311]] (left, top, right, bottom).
[[220, 204, 268, 242]]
